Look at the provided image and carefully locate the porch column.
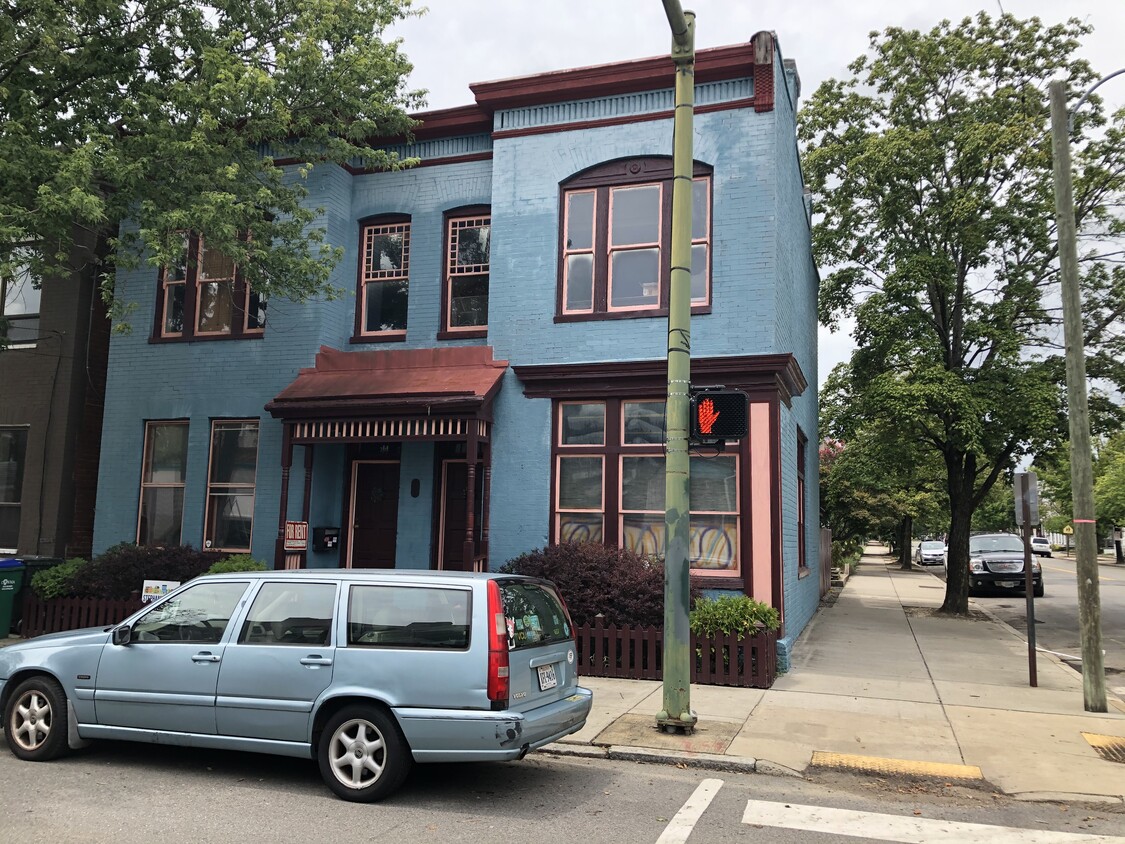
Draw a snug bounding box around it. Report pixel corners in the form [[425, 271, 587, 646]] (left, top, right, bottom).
[[274, 424, 293, 570], [463, 424, 479, 571], [302, 445, 314, 522], [481, 440, 492, 569]]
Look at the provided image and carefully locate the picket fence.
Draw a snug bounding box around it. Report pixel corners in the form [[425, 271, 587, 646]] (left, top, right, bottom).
[[575, 617, 777, 688]]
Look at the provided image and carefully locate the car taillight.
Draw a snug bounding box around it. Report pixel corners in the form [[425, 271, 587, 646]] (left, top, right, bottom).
[[486, 580, 509, 706]]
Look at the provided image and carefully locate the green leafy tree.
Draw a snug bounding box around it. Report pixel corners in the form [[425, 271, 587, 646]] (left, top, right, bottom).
[[1094, 433, 1125, 530], [799, 14, 1125, 614], [0, 0, 424, 333]]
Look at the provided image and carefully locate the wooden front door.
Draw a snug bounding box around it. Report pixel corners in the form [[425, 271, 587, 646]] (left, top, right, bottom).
[[438, 460, 483, 570], [349, 461, 400, 568]]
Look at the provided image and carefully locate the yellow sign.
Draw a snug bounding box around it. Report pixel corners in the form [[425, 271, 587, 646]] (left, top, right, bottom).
[[1063, 525, 1074, 535]]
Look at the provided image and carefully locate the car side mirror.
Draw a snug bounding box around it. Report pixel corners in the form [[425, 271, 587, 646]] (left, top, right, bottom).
[[112, 625, 132, 646]]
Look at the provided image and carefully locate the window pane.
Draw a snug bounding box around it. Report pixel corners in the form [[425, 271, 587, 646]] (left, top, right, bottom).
[[558, 513, 603, 544], [565, 254, 594, 311], [3, 267, 40, 315], [364, 279, 408, 332], [690, 516, 738, 570], [623, 401, 664, 445], [133, 582, 248, 643], [611, 185, 660, 246], [201, 245, 235, 280], [197, 280, 234, 333], [692, 179, 709, 240], [558, 457, 602, 510], [560, 403, 605, 445], [622, 514, 664, 556], [367, 231, 407, 274], [621, 456, 664, 511], [565, 192, 595, 251], [690, 455, 737, 512], [138, 487, 184, 547], [454, 223, 490, 268], [0, 505, 18, 549], [165, 236, 189, 282], [610, 248, 659, 308], [0, 428, 27, 504], [144, 423, 188, 484], [500, 580, 572, 649], [1, 315, 38, 345], [348, 585, 470, 649], [240, 582, 337, 645], [450, 275, 488, 328], [210, 422, 259, 484], [206, 490, 255, 550], [690, 244, 708, 303], [246, 290, 267, 330], [164, 283, 185, 334]]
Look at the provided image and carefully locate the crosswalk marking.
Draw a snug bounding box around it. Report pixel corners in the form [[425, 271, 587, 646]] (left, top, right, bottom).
[[655, 778, 724, 844], [741, 799, 1124, 843]]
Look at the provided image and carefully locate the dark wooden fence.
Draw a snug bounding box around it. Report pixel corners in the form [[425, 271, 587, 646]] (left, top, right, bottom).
[[19, 593, 143, 639], [820, 527, 834, 598], [575, 617, 777, 688]]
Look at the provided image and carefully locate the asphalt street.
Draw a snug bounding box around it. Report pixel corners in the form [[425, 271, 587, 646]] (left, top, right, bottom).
[[1, 740, 1123, 843]]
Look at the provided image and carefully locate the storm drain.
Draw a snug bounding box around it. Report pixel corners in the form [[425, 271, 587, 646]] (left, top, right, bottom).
[[810, 751, 983, 780], [1082, 732, 1125, 764]]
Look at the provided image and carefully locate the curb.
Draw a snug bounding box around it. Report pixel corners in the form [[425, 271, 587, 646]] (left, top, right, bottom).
[[539, 743, 801, 778]]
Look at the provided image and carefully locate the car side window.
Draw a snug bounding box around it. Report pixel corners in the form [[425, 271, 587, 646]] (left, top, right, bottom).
[[132, 582, 249, 644], [238, 582, 337, 646], [347, 585, 470, 649]]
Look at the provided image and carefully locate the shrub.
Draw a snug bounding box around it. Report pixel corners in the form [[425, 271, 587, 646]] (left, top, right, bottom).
[[500, 541, 700, 628], [64, 543, 217, 600], [207, 554, 268, 574], [29, 558, 89, 599], [689, 594, 780, 636]]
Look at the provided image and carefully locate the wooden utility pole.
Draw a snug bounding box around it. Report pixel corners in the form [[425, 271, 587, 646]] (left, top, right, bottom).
[[1048, 79, 1106, 712]]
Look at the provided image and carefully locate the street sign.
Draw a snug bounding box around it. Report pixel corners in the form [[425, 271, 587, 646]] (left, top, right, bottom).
[[1013, 472, 1040, 527], [689, 387, 749, 444], [1063, 524, 1074, 535]]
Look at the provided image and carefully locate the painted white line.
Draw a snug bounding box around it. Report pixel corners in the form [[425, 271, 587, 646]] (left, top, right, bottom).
[[741, 799, 1123, 843], [655, 778, 724, 844]]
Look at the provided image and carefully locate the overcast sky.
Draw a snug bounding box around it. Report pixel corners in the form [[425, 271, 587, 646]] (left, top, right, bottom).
[[388, 1, 1125, 387]]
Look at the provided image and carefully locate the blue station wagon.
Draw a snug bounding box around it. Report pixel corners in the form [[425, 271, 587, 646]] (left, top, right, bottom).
[[1, 570, 593, 801]]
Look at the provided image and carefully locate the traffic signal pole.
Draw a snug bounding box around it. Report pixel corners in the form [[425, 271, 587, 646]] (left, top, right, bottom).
[[657, 1, 696, 732]]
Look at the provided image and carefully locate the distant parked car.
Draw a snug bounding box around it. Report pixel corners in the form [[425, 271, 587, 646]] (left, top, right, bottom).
[[915, 540, 946, 566], [1030, 536, 1052, 557], [1, 569, 593, 802], [968, 533, 1043, 597]]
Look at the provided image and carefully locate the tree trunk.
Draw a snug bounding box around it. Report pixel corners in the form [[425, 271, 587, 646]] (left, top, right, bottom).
[[900, 516, 914, 569], [941, 457, 974, 615]]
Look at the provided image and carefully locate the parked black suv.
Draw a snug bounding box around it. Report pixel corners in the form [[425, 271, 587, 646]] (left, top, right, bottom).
[[968, 533, 1044, 597]]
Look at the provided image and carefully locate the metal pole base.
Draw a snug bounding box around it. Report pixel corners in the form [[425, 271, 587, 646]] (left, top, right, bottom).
[[655, 711, 698, 735]]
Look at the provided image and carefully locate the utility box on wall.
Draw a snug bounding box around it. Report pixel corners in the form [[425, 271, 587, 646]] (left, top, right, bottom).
[[313, 527, 340, 552]]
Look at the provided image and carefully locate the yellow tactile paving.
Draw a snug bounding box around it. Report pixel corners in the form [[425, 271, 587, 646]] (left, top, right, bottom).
[[810, 751, 983, 779], [1081, 732, 1125, 764]]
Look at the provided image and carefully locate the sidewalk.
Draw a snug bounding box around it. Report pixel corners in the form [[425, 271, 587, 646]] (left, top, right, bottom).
[[552, 548, 1125, 804]]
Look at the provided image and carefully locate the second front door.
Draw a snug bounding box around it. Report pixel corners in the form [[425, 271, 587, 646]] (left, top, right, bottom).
[[349, 461, 399, 568]]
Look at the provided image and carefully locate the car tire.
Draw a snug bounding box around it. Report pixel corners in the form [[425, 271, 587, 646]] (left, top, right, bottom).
[[1034, 582, 1044, 598], [317, 704, 411, 802], [4, 676, 70, 762]]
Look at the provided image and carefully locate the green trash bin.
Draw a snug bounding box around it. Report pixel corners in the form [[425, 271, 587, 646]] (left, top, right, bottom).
[[0, 558, 25, 636]]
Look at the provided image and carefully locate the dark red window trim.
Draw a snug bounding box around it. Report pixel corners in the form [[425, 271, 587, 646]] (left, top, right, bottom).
[[797, 427, 808, 576], [352, 213, 411, 344], [438, 204, 490, 340]]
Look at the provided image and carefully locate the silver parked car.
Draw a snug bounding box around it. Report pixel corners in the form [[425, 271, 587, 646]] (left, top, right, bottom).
[[1, 570, 593, 802], [915, 540, 946, 566]]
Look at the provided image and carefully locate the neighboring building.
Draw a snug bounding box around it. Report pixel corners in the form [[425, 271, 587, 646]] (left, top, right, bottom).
[[0, 228, 109, 560], [93, 32, 821, 665]]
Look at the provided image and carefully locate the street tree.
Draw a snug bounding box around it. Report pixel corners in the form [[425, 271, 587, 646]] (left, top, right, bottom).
[[799, 14, 1125, 614], [0, 0, 424, 334]]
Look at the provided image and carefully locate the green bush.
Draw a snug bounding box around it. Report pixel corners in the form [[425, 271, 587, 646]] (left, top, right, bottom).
[[207, 554, 268, 574], [64, 543, 217, 599], [29, 558, 89, 599], [689, 594, 780, 636]]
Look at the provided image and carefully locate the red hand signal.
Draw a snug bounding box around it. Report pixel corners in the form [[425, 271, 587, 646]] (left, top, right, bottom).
[[698, 398, 720, 435]]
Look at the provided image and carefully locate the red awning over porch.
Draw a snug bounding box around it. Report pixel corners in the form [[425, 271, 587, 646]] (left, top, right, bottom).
[[266, 345, 509, 419]]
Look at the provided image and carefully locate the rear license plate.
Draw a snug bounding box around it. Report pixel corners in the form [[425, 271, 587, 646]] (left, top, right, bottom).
[[537, 663, 558, 691]]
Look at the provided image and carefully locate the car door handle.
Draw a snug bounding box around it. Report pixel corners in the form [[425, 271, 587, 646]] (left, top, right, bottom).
[[191, 652, 221, 663], [299, 656, 333, 667]]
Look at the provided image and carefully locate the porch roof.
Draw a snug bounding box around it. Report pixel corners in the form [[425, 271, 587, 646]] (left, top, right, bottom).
[[266, 345, 509, 420]]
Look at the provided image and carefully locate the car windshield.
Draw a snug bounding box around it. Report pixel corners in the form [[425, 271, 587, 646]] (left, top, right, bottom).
[[920, 542, 944, 550], [969, 535, 1023, 554]]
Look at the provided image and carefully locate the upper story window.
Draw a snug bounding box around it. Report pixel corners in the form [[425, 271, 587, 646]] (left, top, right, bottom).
[[155, 233, 265, 341], [356, 216, 410, 340], [1, 256, 40, 347], [441, 208, 490, 338], [558, 158, 712, 321]]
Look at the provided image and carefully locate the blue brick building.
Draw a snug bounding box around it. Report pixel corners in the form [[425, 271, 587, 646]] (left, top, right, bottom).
[[93, 32, 821, 664]]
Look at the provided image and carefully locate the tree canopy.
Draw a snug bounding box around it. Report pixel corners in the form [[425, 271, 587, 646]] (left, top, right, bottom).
[[799, 14, 1125, 613], [1, 0, 424, 325]]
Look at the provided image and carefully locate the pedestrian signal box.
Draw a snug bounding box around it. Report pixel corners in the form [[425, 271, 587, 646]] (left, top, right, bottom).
[[689, 387, 749, 444]]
